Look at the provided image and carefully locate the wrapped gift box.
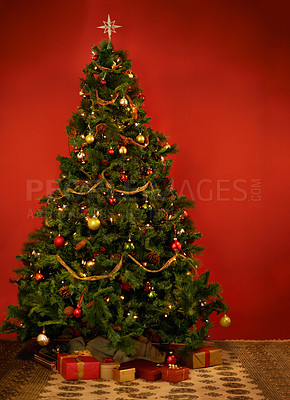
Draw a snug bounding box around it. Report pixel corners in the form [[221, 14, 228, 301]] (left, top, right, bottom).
[[121, 359, 161, 381], [154, 343, 222, 369], [57, 352, 100, 380], [113, 367, 136, 382], [187, 346, 222, 369], [100, 359, 120, 379], [161, 366, 189, 383]]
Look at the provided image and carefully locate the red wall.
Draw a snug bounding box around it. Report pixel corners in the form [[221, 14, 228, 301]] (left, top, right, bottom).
[[1, 0, 289, 340]]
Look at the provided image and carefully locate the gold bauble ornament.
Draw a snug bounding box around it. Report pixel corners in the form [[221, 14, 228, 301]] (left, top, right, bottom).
[[119, 146, 127, 155], [85, 134, 94, 144], [86, 260, 96, 268], [36, 330, 50, 346], [87, 217, 101, 230], [136, 133, 145, 144], [220, 315, 231, 327]]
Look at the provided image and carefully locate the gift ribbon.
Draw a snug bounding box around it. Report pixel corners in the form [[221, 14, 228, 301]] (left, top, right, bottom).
[[204, 349, 210, 367], [102, 358, 114, 363], [60, 350, 93, 379]]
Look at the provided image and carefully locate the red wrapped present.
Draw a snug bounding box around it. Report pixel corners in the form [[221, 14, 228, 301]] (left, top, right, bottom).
[[161, 365, 189, 382], [57, 351, 100, 380], [121, 359, 161, 381]]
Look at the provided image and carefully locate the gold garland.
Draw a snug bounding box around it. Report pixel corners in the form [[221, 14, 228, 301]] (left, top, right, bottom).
[[95, 60, 122, 72], [118, 133, 149, 148], [54, 254, 123, 281], [126, 95, 138, 119], [54, 252, 189, 281], [127, 253, 185, 273], [96, 89, 119, 106], [105, 180, 153, 195], [67, 181, 101, 195]]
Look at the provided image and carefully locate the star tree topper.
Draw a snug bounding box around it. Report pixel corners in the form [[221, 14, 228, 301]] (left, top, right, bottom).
[[98, 15, 122, 40]]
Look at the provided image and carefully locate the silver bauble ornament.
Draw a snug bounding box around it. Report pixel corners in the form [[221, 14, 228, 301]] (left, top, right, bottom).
[[37, 330, 50, 346], [119, 97, 128, 106], [119, 146, 127, 155]]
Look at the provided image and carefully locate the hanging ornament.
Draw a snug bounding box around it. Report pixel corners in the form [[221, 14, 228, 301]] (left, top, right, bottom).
[[73, 289, 85, 318], [108, 197, 117, 205], [76, 150, 86, 161], [86, 260, 96, 268], [124, 239, 135, 251], [63, 306, 74, 318], [142, 201, 153, 210], [102, 159, 110, 167], [126, 70, 134, 78], [75, 240, 87, 250], [87, 216, 101, 230], [146, 169, 153, 176], [73, 306, 82, 318], [171, 238, 182, 251], [136, 133, 145, 144], [148, 290, 157, 299], [81, 206, 88, 215], [35, 272, 44, 281], [146, 251, 160, 265], [119, 97, 128, 106], [85, 134, 95, 144], [101, 78, 106, 86], [108, 147, 115, 155], [119, 145, 127, 155], [183, 209, 189, 219], [36, 329, 50, 346], [53, 235, 65, 247], [166, 351, 177, 365], [120, 172, 128, 182], [138, 93, 145, 101], [58, 285, 71, 298], [220, 315, 231, 327]]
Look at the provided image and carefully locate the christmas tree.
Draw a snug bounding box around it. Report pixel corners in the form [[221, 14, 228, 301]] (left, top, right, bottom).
[[1, 18, 229, 354]]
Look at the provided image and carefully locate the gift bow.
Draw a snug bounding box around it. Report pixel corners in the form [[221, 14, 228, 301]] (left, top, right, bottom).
[[73, 350, 92, 357], [102, 357, 114, 363]]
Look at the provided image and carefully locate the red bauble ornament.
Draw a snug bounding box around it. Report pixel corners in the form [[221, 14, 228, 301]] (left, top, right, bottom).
[[54, 235, 65, 247], [35, 272, 44, 281], [74, 148, 79, 154], [138, 93, 145, 101], [73, 307, 82, 318], [120, 173, 128, 182], [166, 351, 177, 365], [92, 55, 98, 60], [108, 197, 117, 205], [146, 169, 153, 175], [81, 206, 88, 215], [108, 148, 114, 155], [171, 238, 182, 251], [183, 209, 189, 218], [101, 79, 106, 86]]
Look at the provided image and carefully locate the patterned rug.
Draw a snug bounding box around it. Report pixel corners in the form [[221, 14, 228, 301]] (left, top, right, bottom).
[[0, 339, 288, 400]]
